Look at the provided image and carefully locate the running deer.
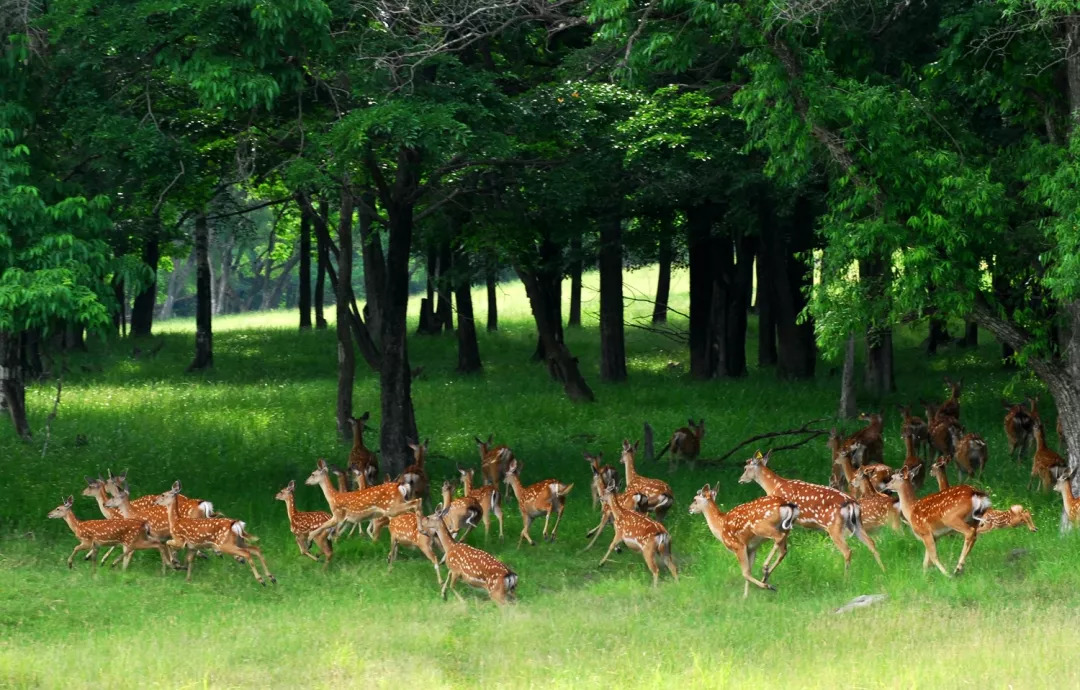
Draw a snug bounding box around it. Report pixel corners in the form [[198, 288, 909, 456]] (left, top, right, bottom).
[[739, 450, 884, 572], [849, 469, 903, 533], [305, 459, 420, 541], [347, 412, 379, 489], [976, 505, 1037, 534], [929, 456, 951, 491], [103, 470, 213, 520], [386, 509, 442, 584], [900, 430, 926, 490], [897, 404, 931, 460], [688, 484, 798, 597], [655, 418, 705, 471], [458, 467, 504, 539], [82, 475, 127, 565], [833, 442, 892, 496], [155, 481, 275, 585], [418, 507, 517, 604], [503, 459, 572, 547], [583, 482, 650, 552], [845, 412, 884, 466], [1003, 399, 1035, 463], [103, 489, 179, 567], [1029, 420, 1067, 491], [475, 435, 514, 487], [619, 440, 674, 521], [885, 466, 990, 576], [949, 429, 988, 479], [403, 439, 431, 509], [1054, 469, 1080, 529], [585, 452, 619, 509], [596, 488, 678, 587], [939, 377, 963, 420], [439, 480, 482, 540], [48, 496, 170, 573], [275, 481, 333, 567]]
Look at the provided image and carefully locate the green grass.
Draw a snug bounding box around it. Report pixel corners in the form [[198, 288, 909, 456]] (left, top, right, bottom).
[[1, 266, 1075, 689]]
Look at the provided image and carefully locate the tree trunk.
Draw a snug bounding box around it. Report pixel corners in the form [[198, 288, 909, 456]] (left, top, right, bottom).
[[0, 331, 31, 439], [314, 198, 329, 329], [436, 242, 454, 333], [486, 269, 498, 332], [928, 318, 949, 355], [568, 234, 583, 328], [767, 197, 816, 380], [599, 216, 627, 382], [454, 249, 482, 373], [861, 257, 895, 395], [653, 231, 672, 324], [130, 231, 160, 337], [298, 196, 313, 330], [188, 214, 213, 371], [530, 247, 564, 363], [756, 240, 777, 367], [721, 233, 754, 377], [417, 245, 438, 335], [112, 277, 127, 337], [335, 188, 356, 442], [159, 250, 193, 321], [962, 320, 978, 348], [838, 333, 857, 419], [687, 204, 718, 380], [357, 189, 385, 347]]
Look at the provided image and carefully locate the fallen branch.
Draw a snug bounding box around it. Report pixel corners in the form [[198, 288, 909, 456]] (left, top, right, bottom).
[[40, 375, 62, 458], [710, 418, 830, 464]]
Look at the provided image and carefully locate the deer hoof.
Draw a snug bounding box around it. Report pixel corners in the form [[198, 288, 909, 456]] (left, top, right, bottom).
[[269, 575, 277, 584], [766, 584, 777, 592]]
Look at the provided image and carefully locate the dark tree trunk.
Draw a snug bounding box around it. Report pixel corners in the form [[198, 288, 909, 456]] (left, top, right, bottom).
[[486, 270, 498, 332], [112, 277, 127, 337], [517, 265, 595, 402], [927, 317, 949, 355], [64, 323, 86, 351], [861, 256, 895, 395], [130, 231, 160, 337], [436, 242, 454, 333], [417, 245, 438, 335], [962, 320, 978, 347], [335, 189, 356, 442], [653, 231, 672, 324], [0, 331, 31, 439], [764, 197, 816, 380], [599, 216, 627, 382], [721, 233, 754, 377], [314, 198, 329, 329], [568, 235, 583, 328], [188, 214, 213, 371], [756, 235, 777, 367], [710, 234, 731, 378], [839, 333, 857, 419], [530, 256, 564, 363], [687, 204, 718, 380], [454, 249, 482, 373], [357, 189, 385, 347], [298, 197, 313, 330]]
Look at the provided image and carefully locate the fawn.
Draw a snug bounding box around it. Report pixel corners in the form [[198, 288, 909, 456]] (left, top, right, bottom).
[[306, 459, 420, 541], [403, 439, 431, 510], [503, 459, 572, 546], [583, 481, 649, 552], [458, 467, 504, 539], [949, 428, 988, 479], [938, 377, 963, 420], [475, 435, 514, 487], [386, 509, 442, 584], [347, 412, 379, 489], [688, 484, 798, 597], [619, 440, 674, 521], [585, 452, 619, 509], [49, 496, 169, 573], [1003, 399, 1035, 463], [849, 469, 903, 533], [976, 505, 1037, 534], [103, 489, 181, 568], [439, 480, 482, 540], [833, 442, 891, 496], [418, 507, 517, 604], [900, 430, 926, 490], [596, 488, 678, 587], [655, 418, 705, 471], [103, 470, 213, 520], [275, 480, 333, 567], [1030, 420, 1067, 491], [929, 456, 951, 491]]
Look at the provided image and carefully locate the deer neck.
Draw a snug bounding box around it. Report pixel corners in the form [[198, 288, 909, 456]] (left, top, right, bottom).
[[317, 474, 339, 509], [506, 475, 525, 501], [412, 451, 425, 469], [932, 469, 949, 491], [352, 425, 365, 454], [894, 482, 918, 520], [62, 511, 82, 537], [441, 487, 453, 506], [283, 494, 298, 525], [1058, 481, 1078, 510], [755, 466, 780, 495], [162, 496, 180, 535], [700, 499, 728, 541], [114, 496, 135, 519], [1035, 426, 1048, 451], [462, 474, 475, 494], [621, 453, 638, 483], [432, 518, 455, 552], [90, 487, 112, 518], [838, 454, 856, 484], [903, 434, 917, 460]]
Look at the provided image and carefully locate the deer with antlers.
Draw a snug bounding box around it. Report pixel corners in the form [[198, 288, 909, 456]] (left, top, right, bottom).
[[386, 509, 442, 584], [1003, 399, 1035, 463], [439, 480, 482, 540], [619, 440, 674, 521], [739, 450, 884, 572], [655, 418, 705, 471], [347, 413, 379, 489], [885, 466, 990, 576], [1030, 419, 1067, 492], [585, 452, 619, 509], [403, 439, 432, 510], [849, 469, 903, 533], [458, 467, 504, 539], [475, 435, 514, 487], [688, 484, 798, 597], [48, 496, 170, 573], [275, 481, 334, 567], [976, 505, 1037, 534], [306, 459, 420, 542], [596, 488, 678, 587], [418, 507, 517, 604], [503, 459, 572, 547]]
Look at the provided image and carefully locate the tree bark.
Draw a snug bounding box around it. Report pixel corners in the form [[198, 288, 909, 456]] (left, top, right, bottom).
[[335, 188, 356, 442], [436, 242, 454, 333], [357, 189, 385, 347], [962, 320, 978, 348], [839, 333, 857, 419], [860, 256, 895, 395], [454, 249, 482, 373], [130, 230, 160, 337], [766, 197, 816, 380], [599, 216, 627, 382], [314, 198, 329, 329], [188, 214, 213, 371], [653, 231, 672, 324], [0, 331, 31, 439], [928, 317, 949, 355], [721, 233, 754, 377], [568, 234, 583, 328], [298, 196, 312, 330], [112, 277, 127, 336], [486, 269, 498, 332], [417, 244, 438, 335], [687, 203, 718, 380], [756, 236, 777, 367]]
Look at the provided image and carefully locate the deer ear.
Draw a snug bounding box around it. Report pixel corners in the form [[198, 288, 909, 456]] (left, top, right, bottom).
[[84, 476, 95, 485], [172, 480, 182, 492], [287, 480, 295, 490], [633, 440, 640, 450], [66, 495, 74, 506], [317, 458, 328, 469], [423, 438, 430, 448]]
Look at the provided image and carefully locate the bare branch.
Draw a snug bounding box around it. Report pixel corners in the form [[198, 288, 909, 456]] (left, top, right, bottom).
[[711, 418, 830, 463]]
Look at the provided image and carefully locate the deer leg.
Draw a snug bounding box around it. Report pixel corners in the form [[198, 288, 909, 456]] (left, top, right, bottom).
[[93, 545, 117, 565], [420, 541, 441, 585], [245, 544, 274, 584], [918, 533, 948, 576], [550, 502, 566, 542], [540, 510, 552, 542], [758, 529, 789, 582], [598, 534, 622, 568], [582, 513, 611, 553], [736, 547, 774, 598], [387, 538, 398, 572], [314, 532, 333, 570], [494, 503, 504, 539], [219, 542, 265, 585], [183, 548, 197, 582], [295, 534, 319, 562], [662, 538, 678, 582], [944, 518, 978, 575], [828, 523, 854, 573], [480, 506, 491, 540], [119, 545, 136, 571], [852, 523, 885, 572], [517, 513, 534, 548], [642, 543, 661, 587]]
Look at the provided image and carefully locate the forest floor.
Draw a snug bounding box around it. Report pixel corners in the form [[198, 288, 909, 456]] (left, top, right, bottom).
[[1, 267, 1076, 689]]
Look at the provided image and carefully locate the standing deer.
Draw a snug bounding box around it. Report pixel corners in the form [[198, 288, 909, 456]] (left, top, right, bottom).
[[977, 505, 1037, 534], [475, 435, 514, 487], [897, 404, 931, 460], [655, 418, 705, 471], [583, 482, 649, 552], [403, 439, 431, 510], [1029, 420, 1066, 491], [503, 459, 572, 546], [439, 480, 482, 540], [386, 509, 442, 584], [739, 450, 884, 572], [950, 430, 988, 480], [585, 452, 619, 509], [458, 467, 504, 539], [939, 377, 963, 420], [619, 440, 674, 521], [347, 413, 379, 489], [688, 484, 798, 597], [418, 507, 517, 605], [48, 496, 170, 573], [1003, 400, 1035, 463], [885, 466, 989, 576], [596, 488, 678, 587], [275, 480, 333, 567], [845, 412, 884, 466], [1054, 469, 1080, 529], [900, 430, 926, 490]]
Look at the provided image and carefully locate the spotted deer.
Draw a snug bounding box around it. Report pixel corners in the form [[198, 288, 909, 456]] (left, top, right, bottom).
[[155, 481, 275, 585], [275, 481, 333, 567], [596, 488, 678, 587], [403, 439, 431, 510], [475, 435, 514, 487], [103, 489, 181, 568], [439, 480, 482, 540], [655, 418, 705, 471], [48, 496, 170, 573], [81, 475, 128, 566], [826, 429, 849, 492], [458, 467, 504, 539], [1029, 420, 1066, 491], [900, 430, 926, 490], [386, 510, 442, 584], [949, 429, 988, 479], [619, 440, 674, 521], [688, 484, 798, 597], [849, 469, 902, 533], [739, 450, 884, 572], [305, 459, 420, 541], [976, 505, 1037, 534], [846, 412, 884, 466], [585, 452, 619, 509], [583, 483, 649, 552], [885, 466, 990, 576], [418, 507, 517, 604], [1054, 469, 1080, 529], [929, 456, 951, 492], [897, 404, 931, 460], [503, 459, 572, 546], [938, 377, 963, 420], [1003, 399, 1035, 463], [347, 412, 379, 489], [104, 470, 213, 520], [833, 442, 891, 496]]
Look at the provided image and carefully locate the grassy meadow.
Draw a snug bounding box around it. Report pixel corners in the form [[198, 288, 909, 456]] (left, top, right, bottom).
[[2, 266, 1077, 689]]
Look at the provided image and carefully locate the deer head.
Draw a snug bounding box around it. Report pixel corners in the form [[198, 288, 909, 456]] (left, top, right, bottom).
[[274, 481, 296, 501], [738, 450, 770, 484], [688, 484, 717, 515], [47, 496, 74, 519], [305, 459, 331, 486]]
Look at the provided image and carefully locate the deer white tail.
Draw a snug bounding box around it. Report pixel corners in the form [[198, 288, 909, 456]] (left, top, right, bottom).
[[231, 521, 246, 537], [779, 503, 799, 531], [971, 493, 991, 519], [651, 494, 673, 511], [655, 532, 671, 550], [198, 501, 214, 518], [504, 572, 518, 592], [489, 490, 500, 511], [840, 501, 863, 536]]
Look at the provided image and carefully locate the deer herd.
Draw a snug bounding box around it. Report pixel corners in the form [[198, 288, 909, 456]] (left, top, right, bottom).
[[48, 379, 1073, 604]]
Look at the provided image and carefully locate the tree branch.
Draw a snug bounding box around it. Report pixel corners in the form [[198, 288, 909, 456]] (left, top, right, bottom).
[[711, 418, 830, 463]]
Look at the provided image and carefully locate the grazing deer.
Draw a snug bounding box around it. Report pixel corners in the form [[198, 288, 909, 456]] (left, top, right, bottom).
[[103, 470, 213, 520], [976, 505, 1037, 534], [583, 482, 649, 552], [688, 484, 798, 597], [403, 439, 431, 510], [596, 488, 678, 587], [897, 404, 931, 459], [503, 459, 572, 547], [1029, 420, 1066, 491], [585, 452, 619, 509], [48, 496, 170, 573], [439, 480, 482, 540], [275, 481, 333, 567], [155, 481, 275, 585], [739, 450, 884, 572], [458, 467, 504, 539], [1054, 469, 1080, 529], [655, 418, 705, 471], [386, 510, 442, 584], [849, 469, 903, 533], [306, 459, 420, 541], [418, 507, 517, 604], [900, 430, 926, 490], [1003, 399, 1035, 463], [619, 440, 674, 521], [846, 412, 884, 466], [929, 456, 951, 492], [939, 377, 963, 420], [950, 430, 988, 479], [475, 435, 514, 487], [347, 412, 379, 489], [885, 466, 990, 576]]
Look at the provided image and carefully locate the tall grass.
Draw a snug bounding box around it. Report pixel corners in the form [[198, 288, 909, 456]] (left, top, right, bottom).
[[1, 266, 1074, 689]]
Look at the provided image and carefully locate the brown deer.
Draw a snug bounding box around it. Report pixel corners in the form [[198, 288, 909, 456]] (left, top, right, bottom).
[[503, 459, 572, 546], [275, 481, 333, 567], [585, 452, 619, 509], [103, 470, 213, 520], [347, 413, 379, 489], [885, 466, 990, 576], [849, 469, 902, 533], [48, 496, 170, 573], [833, 442, 891, 495], [619, 440, 674, 521], [103, 489, 179, 568], [897, 404, 931, 460], [845, 412, 884, 466], [939, 377, 963, 420], [900, 430, 926, 490], [1003, 400, 1035, 463], [81, 475, 127, 566], [386, 510, 442, 584], [929, 414, 961, 458], [458, 467, 504, 539], [439, 480, 482, 540], [929, 456, 951, 492], [403, 439, 431, 510], [1054, 469, 1080, 529], [688, 484, 798, 597], [596, 488, 678, 587], [950, 430, 988, 480], [826, 429, 849, 492], [475, 435, 514, 487], [1029, 419, 1067, 491], [418, 507, 517, 604], [655, 418, 705, 471], [583, 482, 650, 552], [976, 505, 1037, 534], [155, 481, 274, 585], [738, 450, 884, 572], [305, 459, 420, 541]]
